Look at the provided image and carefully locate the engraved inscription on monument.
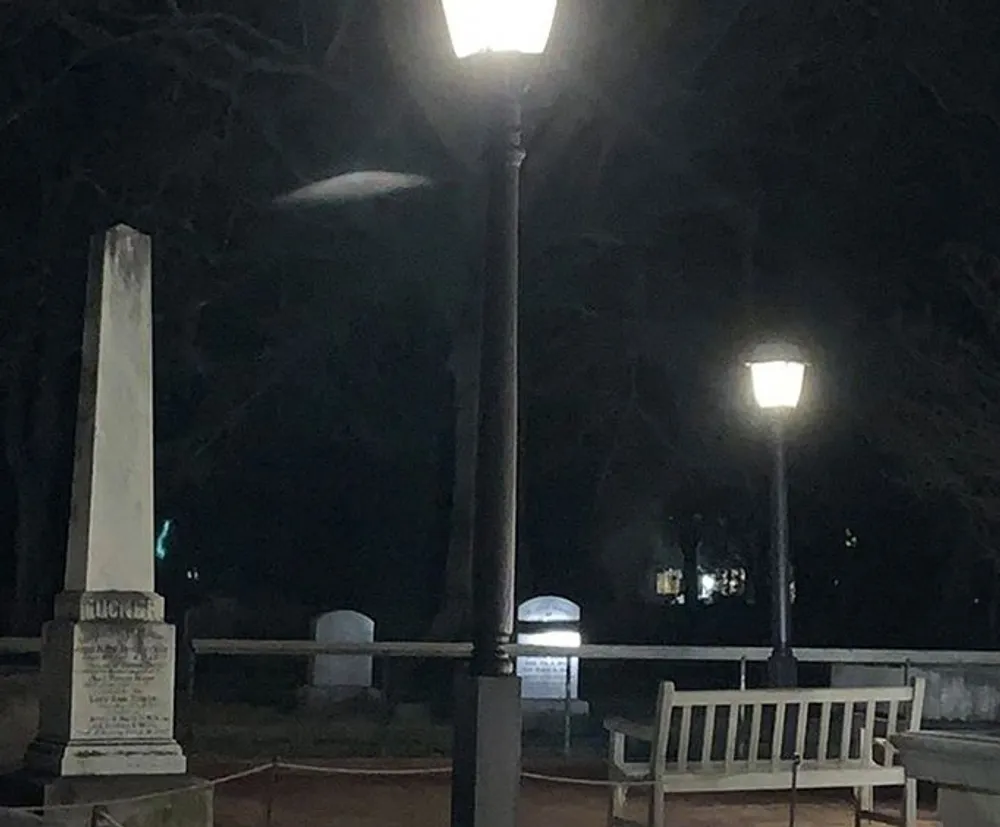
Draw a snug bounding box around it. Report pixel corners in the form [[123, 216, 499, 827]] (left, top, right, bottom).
[[80, 594, 157, 622], [76, 625, 173, 741]]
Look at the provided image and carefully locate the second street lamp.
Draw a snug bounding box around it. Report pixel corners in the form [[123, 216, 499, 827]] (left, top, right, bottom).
[[441, 3, 558, 827], [748, 342, 806, 688]]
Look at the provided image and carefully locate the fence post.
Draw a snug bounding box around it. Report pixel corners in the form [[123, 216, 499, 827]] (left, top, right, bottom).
[[178, 607, 196, 746], [562, 653, 572, 758]]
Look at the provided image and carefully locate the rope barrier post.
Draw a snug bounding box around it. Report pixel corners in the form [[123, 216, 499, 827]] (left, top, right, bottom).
[[788, 752, 801, 827], [264, 758, 279, 827]]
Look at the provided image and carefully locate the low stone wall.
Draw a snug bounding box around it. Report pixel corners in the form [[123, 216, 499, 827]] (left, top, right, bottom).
[[831, 664, 1000, 723]]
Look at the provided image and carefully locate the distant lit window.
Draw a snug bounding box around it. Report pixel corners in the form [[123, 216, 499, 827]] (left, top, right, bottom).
[[656, 569, 683, 597], [185, 568, 200, 582], [702, 568, 747, 600], [699, 573, 716, 600]]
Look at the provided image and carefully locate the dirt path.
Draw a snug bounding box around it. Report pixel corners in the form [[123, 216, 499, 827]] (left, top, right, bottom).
[[198, 759, 939, 827]]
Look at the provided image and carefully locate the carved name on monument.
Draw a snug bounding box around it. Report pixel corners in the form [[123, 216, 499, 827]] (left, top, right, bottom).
[[76, 625, 174, 741], [79, 595, 158, 622]]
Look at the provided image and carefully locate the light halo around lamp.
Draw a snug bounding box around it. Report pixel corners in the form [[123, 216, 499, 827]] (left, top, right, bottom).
[[442, 0, 558, 58]]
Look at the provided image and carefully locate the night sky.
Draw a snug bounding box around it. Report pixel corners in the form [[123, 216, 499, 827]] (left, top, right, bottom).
[[0, 1, 998, 647]]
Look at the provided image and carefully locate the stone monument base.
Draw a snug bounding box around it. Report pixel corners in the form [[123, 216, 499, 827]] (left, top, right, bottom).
[[894, 730, 1000, 827], [0, 772, 212, 827], [27, 592, 187, 778]]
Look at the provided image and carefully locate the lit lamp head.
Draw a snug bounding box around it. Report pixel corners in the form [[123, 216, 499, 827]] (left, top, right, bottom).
[[442, 0, 558, 58], [748, 343, 806, 412]]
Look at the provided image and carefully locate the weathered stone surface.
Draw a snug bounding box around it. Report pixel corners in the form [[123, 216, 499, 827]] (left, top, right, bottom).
[[312, 611, 375, 688], [65, 226, 156, 595], [895, 730, 1000, 827], [516, 596, 582, 701], [27, 615, 185, 777], [833, 663, 1000, 722], [24, 226, 185, 779], [0, 773, 211, 827]]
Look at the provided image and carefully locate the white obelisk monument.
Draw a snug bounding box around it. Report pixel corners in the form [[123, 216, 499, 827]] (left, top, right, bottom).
[[24, 225, 186, 778]]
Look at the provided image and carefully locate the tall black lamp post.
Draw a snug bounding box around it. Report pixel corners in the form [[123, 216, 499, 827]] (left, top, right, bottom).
[[440, 3, 558, 827], [748, 343, 806, 688]]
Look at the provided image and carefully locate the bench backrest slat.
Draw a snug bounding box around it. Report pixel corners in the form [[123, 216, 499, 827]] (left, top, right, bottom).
[[747, 702, 763, 765], [841, 700, 855, 759], [652, 678, 925, 770], [793, 701, 809, 758], [818, 701, 832, 760], [677, 705, 693, 771], [769, 702, 784, 770], [701, 704, 716, 764], [723, 704, 738, 770]]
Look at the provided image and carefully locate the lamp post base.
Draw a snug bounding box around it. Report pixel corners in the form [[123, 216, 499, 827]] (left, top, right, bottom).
[[451, 672, 522, 827], [767, 647, 798, 688]]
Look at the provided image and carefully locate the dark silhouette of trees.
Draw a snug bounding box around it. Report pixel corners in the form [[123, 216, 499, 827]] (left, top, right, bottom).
[[0, 0, 997, 647]]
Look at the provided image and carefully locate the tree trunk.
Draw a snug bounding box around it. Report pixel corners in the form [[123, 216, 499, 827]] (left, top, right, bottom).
[[388, 301, 479, 707], [10, 475, 58, 634], [425, 301, 480, 641], [936, 555, 974, 647], [4, 275, 74, 635], [680, 517, 701, 611]]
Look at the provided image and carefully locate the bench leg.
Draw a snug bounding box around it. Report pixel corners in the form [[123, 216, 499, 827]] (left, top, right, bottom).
[[902, 778, 917, 827], [607, 782, 626, 827], [854, 784, 874, 824], [853, 784, 874, 827], [647, 782, 665, 827]]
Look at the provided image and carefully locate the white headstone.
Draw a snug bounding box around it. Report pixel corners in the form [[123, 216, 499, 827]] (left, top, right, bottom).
[[312, 610, 375, 697], [24, 226, 186, 778], [516, 595, 581, 700]]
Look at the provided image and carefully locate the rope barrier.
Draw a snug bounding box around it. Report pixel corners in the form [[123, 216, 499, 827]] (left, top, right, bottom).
[[0, 757, 652, 816], [0, 765, 271, 814], [274, 760, 452, 777]]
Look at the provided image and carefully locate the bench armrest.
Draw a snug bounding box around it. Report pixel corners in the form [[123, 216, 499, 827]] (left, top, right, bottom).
[[603, 716, 654, 742], [872, 736, 898, 766]]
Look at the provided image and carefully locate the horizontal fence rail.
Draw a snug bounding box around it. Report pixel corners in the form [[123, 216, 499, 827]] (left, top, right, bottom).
[[3, 636, 1000, 666]]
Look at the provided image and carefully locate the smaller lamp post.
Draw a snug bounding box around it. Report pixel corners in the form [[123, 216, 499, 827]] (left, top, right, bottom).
[[748, 343, 806, 688]]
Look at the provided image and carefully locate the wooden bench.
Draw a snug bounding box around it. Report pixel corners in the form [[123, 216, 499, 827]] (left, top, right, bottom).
[[604, 678, 926, 827]]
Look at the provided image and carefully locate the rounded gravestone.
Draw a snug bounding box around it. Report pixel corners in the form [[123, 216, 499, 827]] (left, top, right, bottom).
[[516, 595, 581, 701], [308, 610, 376, 705]]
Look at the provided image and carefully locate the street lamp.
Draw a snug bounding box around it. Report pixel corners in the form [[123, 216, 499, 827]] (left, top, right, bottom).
[[748, 342, 806, 688], [442, 0, 558, 58], [442, 3, 558, 827]]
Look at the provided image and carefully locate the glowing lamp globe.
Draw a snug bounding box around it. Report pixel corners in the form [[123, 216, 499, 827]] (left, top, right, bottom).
[[442, 0, 558, 58], [748, 343, 806, 411]]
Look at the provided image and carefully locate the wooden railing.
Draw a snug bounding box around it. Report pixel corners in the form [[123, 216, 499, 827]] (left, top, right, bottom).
[[4, 636, 1000, 667]]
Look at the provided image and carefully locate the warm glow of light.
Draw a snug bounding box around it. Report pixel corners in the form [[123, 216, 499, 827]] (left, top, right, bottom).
[[748, 344, 806, 410], [750, 360, 805, 409], [519, 629, 581, 648], [442, 0, 558, 58]]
